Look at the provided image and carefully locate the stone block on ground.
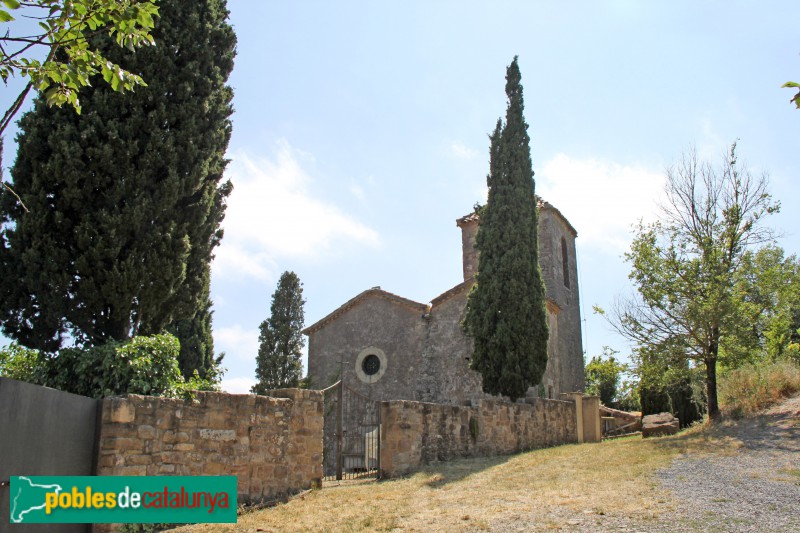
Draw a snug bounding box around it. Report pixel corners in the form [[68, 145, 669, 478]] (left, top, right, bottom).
[[642, 412, 680, 438]]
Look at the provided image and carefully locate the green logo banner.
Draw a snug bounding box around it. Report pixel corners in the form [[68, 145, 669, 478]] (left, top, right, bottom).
[[9, 476, 237, 524]]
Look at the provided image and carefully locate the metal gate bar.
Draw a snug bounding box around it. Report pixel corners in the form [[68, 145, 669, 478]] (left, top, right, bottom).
[[322, 381, 381, 481]]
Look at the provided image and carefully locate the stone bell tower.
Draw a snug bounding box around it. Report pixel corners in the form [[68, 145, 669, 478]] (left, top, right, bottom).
[[455, 212, 479, 281]]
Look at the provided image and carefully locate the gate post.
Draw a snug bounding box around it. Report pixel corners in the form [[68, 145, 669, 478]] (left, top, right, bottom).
[[335, 381, 343, 480], [376, 401, 382, 479]]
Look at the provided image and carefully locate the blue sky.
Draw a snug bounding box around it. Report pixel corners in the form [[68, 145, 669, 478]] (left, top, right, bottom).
[[3, 2, 799, 393]]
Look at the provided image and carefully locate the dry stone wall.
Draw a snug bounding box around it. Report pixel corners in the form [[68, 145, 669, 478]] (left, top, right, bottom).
[[380, 397, 578, 477], [95, 389, 323, 505]]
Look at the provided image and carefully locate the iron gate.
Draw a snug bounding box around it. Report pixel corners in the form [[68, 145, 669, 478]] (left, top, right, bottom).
[[322, 381, 381, 480]]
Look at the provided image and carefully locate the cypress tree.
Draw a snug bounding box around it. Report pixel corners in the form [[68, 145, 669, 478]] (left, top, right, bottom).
[[252, 271, 306, 394], [0, 0, 235, 358], [167, 295, 217, 379], [463, 57, 549, 401]]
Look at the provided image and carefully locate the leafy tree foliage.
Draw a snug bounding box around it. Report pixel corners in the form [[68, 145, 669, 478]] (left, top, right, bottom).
[[0, 0, 159, 135], [783, 80, 800, 109], [0, 333, 222, 398], [634, 347, 704, 426], [0, 0, 235, 356], [723, 245, 800, 367], [0, 342, 40, 381], [252, 271, 306, 394], [603, 143, 779, 418], [585, 347, 627, 407], [615, 377, 641, 413], [463, 57, 549, 401], [611, 247, 798, 423]]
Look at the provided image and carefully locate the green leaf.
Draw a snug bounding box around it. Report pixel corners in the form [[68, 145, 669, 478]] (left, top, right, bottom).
[[781, 81, 800, 88], [1, 0, 20, 9], [0, 9, 14, 22]]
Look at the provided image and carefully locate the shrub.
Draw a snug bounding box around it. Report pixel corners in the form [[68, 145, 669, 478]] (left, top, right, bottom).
[[15, 333, 224, 399], [38, 334, 183, 398], [585, 349, 627, 407], [719, 360, 800, 418], [0, 343, 42, 382]]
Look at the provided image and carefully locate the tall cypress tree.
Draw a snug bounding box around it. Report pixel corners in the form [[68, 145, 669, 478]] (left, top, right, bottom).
[[463, 57, 549, 401], [252, 271, 306, 394], [167, 295, 217, 379], [0, 0, 235, 360]]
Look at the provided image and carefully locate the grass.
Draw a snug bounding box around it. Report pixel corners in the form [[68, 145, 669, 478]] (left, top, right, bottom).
[[170, 424, 745, 533], [719, 360, 800, 418]]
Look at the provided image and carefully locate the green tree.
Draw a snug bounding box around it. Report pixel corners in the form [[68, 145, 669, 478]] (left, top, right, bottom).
[[634, 346, 704, 426], [166, 295, 221, 379], [0, 342, 40, 381], [0, 0, 235, 355], [604, 143, 779, 418], [463, 56, 549, 401], [585, 347, 627, 407], [252, 271, 306, 394], [724, 245, 800, 366], [1, 333, 223, 398], [0, 0, 159, 136], [783, 81, 800, 109]]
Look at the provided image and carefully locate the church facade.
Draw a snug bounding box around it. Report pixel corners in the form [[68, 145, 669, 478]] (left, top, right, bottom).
[[304, 199, 585, 404]]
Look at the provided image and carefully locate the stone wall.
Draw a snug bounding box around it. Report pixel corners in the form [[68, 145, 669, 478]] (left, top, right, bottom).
[[95, 389, 323, 505], [379, 397, 578, 477]]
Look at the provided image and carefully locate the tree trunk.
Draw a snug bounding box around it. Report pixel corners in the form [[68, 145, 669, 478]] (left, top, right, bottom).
[[705, 357, 719, 419], [706, 326, 721, 419]]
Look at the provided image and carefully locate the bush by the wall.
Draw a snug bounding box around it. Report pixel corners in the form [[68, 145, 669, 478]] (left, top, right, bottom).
[[2, 333, 222, 399], [38, 334, 183, 398]]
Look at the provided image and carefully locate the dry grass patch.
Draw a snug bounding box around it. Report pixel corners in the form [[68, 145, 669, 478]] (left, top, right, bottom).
[[170, 426, 743, 533], [719, 360, 800, 418]]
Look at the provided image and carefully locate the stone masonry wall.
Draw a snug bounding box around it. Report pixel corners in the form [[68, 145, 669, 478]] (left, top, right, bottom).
[[380, 397, 578, 477], [95, 389, 323, 505]]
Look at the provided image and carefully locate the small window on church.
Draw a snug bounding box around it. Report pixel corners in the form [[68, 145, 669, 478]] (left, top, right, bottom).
[[355, 347, 388, 383], [548, 385, 554, 399], [561, 237, 570, 288], [362, 354, 381, 376]]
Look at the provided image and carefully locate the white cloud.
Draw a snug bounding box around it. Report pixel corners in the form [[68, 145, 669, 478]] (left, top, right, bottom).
[[450, 141, 478, 160], [349, 183, 367, 203], [538, 154, 665, 251], [220, 376, 257, 394], [212, 141, 380, 281], [214, 324, 259, 363], [212, 244, 278, 283]]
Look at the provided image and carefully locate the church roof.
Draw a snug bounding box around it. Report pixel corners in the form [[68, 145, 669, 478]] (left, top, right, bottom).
[[537, 198, 578, 237], [302, 286, 428, 335], [430, 277, 474, 308], [455, 197, 577, 237]]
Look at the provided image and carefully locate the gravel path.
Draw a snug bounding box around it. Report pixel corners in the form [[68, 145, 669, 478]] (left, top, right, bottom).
[[654, 395, 800, 532]]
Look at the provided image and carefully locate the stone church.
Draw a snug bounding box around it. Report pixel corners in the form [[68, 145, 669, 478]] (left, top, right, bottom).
[[304, 199, 585, 404]]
